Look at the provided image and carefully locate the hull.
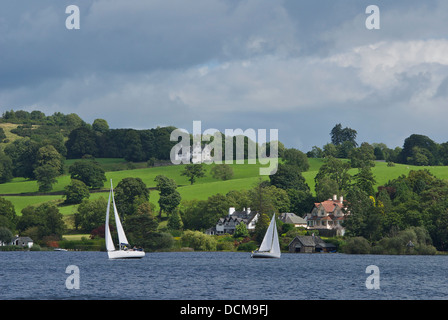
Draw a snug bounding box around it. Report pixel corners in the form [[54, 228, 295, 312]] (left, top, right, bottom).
[[251, 251, 280, 259], [107, 250, 145, 259]]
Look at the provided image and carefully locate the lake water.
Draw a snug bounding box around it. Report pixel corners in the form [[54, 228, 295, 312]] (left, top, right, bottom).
[[1, 251, 448, 301]]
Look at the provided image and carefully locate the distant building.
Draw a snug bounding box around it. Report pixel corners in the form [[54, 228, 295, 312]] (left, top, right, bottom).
[[206, 207, 259, 235], [11, 236, 34, 249], [279, 212, 307, 228], [305, 195, 347, 236], [173, 142, 213, 164]]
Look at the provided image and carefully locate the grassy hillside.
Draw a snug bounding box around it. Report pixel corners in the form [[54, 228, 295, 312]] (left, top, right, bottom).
[[3, 158, 448, 218]]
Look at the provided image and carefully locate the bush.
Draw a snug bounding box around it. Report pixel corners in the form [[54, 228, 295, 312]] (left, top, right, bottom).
[[237, 241, 258, 252], [370, 227, 437, 255], [217, 241, 235, 251], [181, 230, 217, 251], [341, 237, 371, 254]]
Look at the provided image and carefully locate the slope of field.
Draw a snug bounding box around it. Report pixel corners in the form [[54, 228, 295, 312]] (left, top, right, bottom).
[[2, 158, 448, 217]]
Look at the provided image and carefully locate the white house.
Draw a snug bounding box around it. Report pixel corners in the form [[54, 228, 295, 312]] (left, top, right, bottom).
[[11, 236, 34, 248], [173, 142, 213, 164], [206, 207, 259, 235]]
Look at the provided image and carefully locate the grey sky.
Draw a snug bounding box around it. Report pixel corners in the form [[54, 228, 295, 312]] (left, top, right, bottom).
[[1, 0, 448, 152]]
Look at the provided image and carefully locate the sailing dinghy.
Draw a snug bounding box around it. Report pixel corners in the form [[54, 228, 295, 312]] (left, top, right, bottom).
[[251, 214, 281, 258], [105, 180, 145, 259]]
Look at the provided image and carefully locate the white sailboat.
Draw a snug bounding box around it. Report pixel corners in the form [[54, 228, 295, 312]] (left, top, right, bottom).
[[251, 214, 281, 259], [105, 180, 145, 259]]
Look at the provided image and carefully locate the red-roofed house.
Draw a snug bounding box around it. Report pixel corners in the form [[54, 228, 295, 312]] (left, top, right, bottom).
[[305, 195, 348, 236]]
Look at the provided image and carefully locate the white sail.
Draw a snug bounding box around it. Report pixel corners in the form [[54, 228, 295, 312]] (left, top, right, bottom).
[[259, 214, 275, 252], [271, 217, 281, 256], [105, 187, 115, 252], [111, 184, 129, 246], [252, 213, 281, 258]]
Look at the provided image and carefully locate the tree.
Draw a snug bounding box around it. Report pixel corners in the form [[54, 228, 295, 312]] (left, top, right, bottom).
[[123, 130, 145, 162], [65, 126, 98, 159], [114, 177, 149, 216], [92, 118, 109, 134], [74, 197, 107, 232], [211, 164, 234, 181], [167, 210, 183, 230], [307, 146, 323, 158], [0, 197, 17, 229], [34, 165, 60, 192], [0, 226, 12, 245], [282, 148, 310, 171], [63, 179, 90, 204], [315, 177, 340, 202], [234, 222, 249, 238], [34, 145, 63, 192], [399, 134, 439, 165], [269, 163, 310, 192], [4, 138, 39, 179], [17, 203, 65, 242], [314, 156, 352, 194], [181, 163, 206, 185], [69, 160, 107, 189], [331, 123, 358, 147], [353, 166, 376, 196], [0, 149, 13, 184], [124, 214, 159, 249], [154, 175, 181, 218], [343, 187, 383, 241], [349, 142, 376, 168]]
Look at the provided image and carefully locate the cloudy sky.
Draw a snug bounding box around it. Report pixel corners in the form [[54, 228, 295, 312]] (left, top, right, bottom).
[[1, 0, 448, 152]]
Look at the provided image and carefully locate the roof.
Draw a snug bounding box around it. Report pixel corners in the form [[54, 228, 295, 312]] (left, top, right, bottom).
[[288, 235, 336, 248], [13, 236, 33, 242], [291, 236, 316, 247], [313, 199, 347, 214], [280, 212, 306, 224]]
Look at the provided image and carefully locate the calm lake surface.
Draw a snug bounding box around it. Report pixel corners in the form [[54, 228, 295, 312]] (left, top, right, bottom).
[[1, 251, 447, 300]]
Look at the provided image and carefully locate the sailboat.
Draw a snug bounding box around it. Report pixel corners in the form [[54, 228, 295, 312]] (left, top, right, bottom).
[[251, 214, 281, 259], [105, 180, 145, 259]]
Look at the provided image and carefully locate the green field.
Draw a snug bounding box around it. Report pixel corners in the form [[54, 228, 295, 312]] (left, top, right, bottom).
[[3, 158, 448, 219]]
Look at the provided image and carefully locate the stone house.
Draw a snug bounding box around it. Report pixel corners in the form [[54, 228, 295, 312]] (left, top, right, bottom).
[[288, 235, 336, 253]]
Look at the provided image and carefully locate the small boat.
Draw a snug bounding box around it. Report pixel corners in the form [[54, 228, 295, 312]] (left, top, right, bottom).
[[54, 248, 67, 252], [251, 214, 281, 259], [105, 180, 145, 259]]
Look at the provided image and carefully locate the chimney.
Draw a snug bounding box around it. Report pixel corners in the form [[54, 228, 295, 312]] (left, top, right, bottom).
[[229, 207, 235, 216], [340, 196, 344, 203], [333, 194, 337, 201], [247, 207, 251, 214]]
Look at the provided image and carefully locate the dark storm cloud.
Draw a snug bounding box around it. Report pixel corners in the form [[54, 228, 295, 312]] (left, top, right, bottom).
[[1, 0, 448, 151]]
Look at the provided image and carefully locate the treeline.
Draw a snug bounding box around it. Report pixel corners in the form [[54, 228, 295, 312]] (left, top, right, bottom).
[[307, 123, 448, 166], [0, 110, 181, 190]]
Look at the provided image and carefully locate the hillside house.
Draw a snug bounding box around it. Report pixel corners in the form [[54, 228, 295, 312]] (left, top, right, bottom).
[[305, 195, 348, 236], [173, 142, 213, 164], [206, 207, 259, 235]]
